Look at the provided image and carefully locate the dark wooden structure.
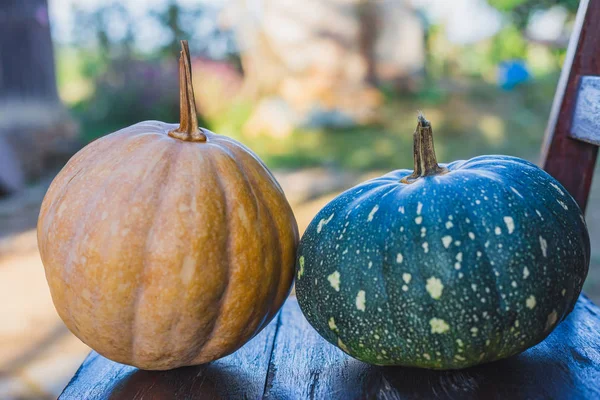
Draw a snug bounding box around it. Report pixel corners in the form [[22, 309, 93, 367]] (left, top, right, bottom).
[[61, 297, 600, 399], [61, 0, 600, 398], [541, 0, 600, 211]]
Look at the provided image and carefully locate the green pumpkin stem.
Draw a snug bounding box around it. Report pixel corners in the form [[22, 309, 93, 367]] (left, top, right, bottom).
[[169, 40, 206, 142], [402, 113, 447, 183]]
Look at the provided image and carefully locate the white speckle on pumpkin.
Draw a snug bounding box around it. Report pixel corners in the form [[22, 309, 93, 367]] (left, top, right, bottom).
[[328, 271, 341, 291], [329, 317, 338, 331], [403, 273, 412, 284], [471, 327, 478, 337], [426, 277, 443, 299], [454, 240, 461, 246], [396, 253, 404, 264], [475, 200, 481, 205], [442, 236, 452, 248], [415, 216, 423, 224], [402, 285, 409, 292], [526, 295, 536, 309], [458, 272, 464, 278], [454, 262, 461, 270], [539, 236, 548, 257], [495, 227, 502, 235], [368, 261, 373, 269], [422, 242, 429, 253], [536, 209, 543, 219], [523, 267, 529, 279], [356, 290, 366, 311], [399, 206, 405, 214], [317, 213, 334, 233], [400, 226, 405, 232], [342, 248, 349, 255], [469, 232, 475, 240], [471, 284, 478, 291], [562, 288, 566, 296], [446, 221, 454, 229], [421, 227, 427, 237], [449, 215, 453, 220], [367, 205, 379, 221], [511, 187, 523, 198], [557, 199, 568, 210], [511, 281, 517, 288], [423, 353, 431, 360], [476, 251, 482, 258], [417, 202, 423, 215], [550, 182, 565, 195], [298, 256, 305, 278], [457, 339, 464, 347], [503, 216, 515, 234], [546, 310, 558, 330], [456, 252, 463, 262], [430, 318, 450, 334], [455, 355, 466, 361]]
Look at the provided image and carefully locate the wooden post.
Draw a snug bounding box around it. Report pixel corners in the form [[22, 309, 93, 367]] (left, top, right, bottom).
[[0, 0, 77, 195], [541, 0, 600, 212]]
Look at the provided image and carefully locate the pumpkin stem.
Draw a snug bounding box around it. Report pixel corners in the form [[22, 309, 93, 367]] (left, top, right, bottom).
[[169, 40, 207, 142], [402, 113, 447, 183]]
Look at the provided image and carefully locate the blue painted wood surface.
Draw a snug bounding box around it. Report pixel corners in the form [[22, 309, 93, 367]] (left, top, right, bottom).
[[60, 296, 600, 399]]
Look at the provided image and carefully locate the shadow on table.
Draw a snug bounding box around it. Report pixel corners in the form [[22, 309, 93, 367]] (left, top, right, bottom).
[[336, 316, 596, 400], [108, 363, 254, 400]]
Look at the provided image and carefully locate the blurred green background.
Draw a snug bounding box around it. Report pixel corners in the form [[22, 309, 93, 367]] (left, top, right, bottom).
[[1, 1, 598, 398]]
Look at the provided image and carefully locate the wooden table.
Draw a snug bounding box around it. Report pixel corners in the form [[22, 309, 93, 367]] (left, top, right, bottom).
[[60, 296, 600, 399]]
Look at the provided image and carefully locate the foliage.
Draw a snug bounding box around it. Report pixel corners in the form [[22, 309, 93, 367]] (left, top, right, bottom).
[[488, 0, 579, 28]]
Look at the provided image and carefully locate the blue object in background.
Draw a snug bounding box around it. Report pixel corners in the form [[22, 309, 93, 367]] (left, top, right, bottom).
[[497, 60, 531, 90]]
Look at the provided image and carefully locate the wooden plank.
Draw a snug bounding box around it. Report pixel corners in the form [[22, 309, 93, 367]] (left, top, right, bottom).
[[571, 76, 600, 146], [59, 312, 281, 399], [541, 0, 600, 211], [265, 297, 600, 400]]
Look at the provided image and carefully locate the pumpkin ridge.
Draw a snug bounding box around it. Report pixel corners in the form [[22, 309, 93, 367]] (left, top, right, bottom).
[[212, 141, 287, 325], [210, 145, 276, 332], [129, 144, 183, 365], [192, 153, 233, 358], [243, 169, 287, 325], [40, 133, 129, 341], [65, 145, 143, 341], [122, 142, 179, 360]]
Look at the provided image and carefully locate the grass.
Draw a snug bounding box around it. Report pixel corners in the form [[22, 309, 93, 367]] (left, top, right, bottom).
[[207, 74, 559, 172]]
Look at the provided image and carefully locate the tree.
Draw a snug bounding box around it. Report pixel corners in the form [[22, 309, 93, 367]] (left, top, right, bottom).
[[0, 0, 76, 195]]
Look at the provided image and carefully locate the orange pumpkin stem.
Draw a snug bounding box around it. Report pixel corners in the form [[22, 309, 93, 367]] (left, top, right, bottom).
[[169, 40, 207, 142], [401, 113, 447, 184]]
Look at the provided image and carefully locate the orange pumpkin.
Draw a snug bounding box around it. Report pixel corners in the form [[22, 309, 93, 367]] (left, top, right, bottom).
[[37, 41, 298, 370]]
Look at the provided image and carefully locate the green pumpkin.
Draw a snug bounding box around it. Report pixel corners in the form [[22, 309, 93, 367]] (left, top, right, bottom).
[[295, 115, 589, 369]]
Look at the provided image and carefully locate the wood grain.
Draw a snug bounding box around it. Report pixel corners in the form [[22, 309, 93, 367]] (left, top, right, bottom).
[[59, 312, 281, 399], [61, 296, 600, 399], [541, 0, 600, 211]]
